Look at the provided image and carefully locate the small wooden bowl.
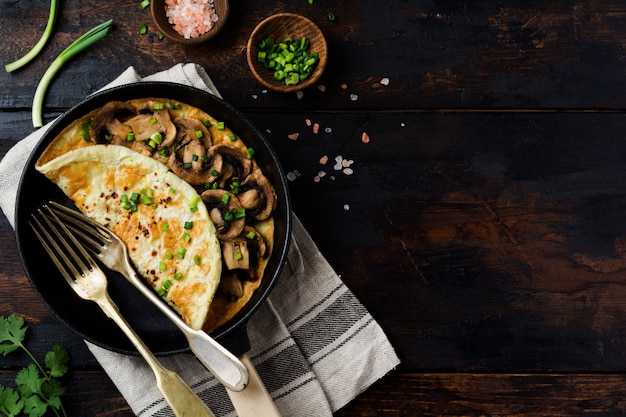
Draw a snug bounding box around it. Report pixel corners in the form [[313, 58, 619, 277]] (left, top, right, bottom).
[[151, 0, 229, 45], [247, 13, 328, 93]]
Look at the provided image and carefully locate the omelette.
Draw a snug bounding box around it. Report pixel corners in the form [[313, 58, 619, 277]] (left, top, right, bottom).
[[36, 145, 222, 330], [35, 98, 277, 332]]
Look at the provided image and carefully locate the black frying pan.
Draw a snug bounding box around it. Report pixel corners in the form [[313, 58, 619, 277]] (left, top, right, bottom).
[[14, 82, 292, 356]]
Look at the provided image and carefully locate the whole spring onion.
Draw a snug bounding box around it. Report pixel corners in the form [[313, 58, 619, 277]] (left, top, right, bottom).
[[32, 19, 113, 128], [5, 0, 59, 73]]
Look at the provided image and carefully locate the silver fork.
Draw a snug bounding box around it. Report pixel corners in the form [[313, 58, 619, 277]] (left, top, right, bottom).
[[47, 201, 249, 392], [30, 206, 216, 417]]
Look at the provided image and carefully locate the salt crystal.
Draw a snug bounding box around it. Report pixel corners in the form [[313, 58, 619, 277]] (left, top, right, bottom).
[[333, 155, 343, 170], [341, 83, 348, 90], [313, 123, 319, 134], [252, 94, 258, 99], [400, 122, 405, 127], [380, 77, 390, 86], [318, 85, 327, 92], [314, 176, 321, 183], [343, 168, 354, 175], [350, 94, 358, 101], [296, 91, 304, 99], [341, 159, 351, 168], [305, 118, 312, 126], [343, 204, 350, 211], [325, 127, 332, 133], [287, 172, 297, 181], [318, 171, 326, 177], [319, 155, 329, 165], [287, 132, 299, 140], [361, 132, 370, 143]]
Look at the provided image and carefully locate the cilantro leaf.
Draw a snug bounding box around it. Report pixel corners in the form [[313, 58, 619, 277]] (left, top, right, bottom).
[[40, 379, 65, 405], [0, 315, 26, 356], [22, 394, 47, 417], [16, 364, 43, 398], [45, 345, 70, 378], [0, 385, 24, 417]]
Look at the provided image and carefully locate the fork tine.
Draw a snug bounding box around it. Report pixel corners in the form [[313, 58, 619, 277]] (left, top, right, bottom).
[[29, 214, 77, 287], [48, 202, 110, 253]]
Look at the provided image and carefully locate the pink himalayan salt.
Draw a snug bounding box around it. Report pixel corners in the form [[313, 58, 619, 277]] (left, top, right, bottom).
[[165, 0, 218, 39]]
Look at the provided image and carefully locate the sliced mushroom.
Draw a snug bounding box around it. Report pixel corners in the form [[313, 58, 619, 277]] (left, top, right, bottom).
[[164, 117, 216, 185], [205, 145, 252, 189], [220, 272, 244, 298], [88, 101, 136, 143], [238, 172, 277, 221], [124, 102, 176, 148], [220, 226, 266, 277], [200, 189, 246, 239]]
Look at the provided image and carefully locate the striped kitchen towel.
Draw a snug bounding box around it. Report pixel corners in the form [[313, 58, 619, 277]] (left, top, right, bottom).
[[0, 63, 400, 416]]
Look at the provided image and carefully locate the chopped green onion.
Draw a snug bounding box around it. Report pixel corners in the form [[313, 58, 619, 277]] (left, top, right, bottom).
[[161, 222, 169, 231], [182, 232, 191, 243], [195, 130, 203, 138], [217, 121, 225, 130], [5, 0, 59, 73], [183, 162, 192, 169], [246, 148, 255, 159], [81, 118, 92, 142], [150, 117, 157, 125], [193, 255, 201, 265], [190, 206, 198, 213], [203, 120, 211, 127], [158, 148, 170, 157], [127, 132, 135, 141], [169, 187, 176, 194], [177, 247, 186, 259], [184, 221, 193, 229], [228, 133, 236, 141], [139, 24, 148, 35], [163, 279, 172, 290], [121, 194, 129, 203], [159, 261, 167, 271], [189, 194, 200, 208], [154, 102, 165, 110], [32, 19, 113, 128], [192, 154, 199, 162], [246, 230, 256, 239], [165, 252, 173, 260], [234, 252, 243, 261], [174, 272, 183, 280], [130, 192, 140, 202], [140, 0, 150, 8], [141, 196, 153, 205], [221, 193, 230, 204], [328, 12, 336, 21], [150, 131, 163, 143]]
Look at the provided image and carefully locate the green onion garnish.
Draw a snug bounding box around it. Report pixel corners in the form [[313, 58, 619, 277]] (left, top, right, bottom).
[[193, 255, 200, 265], [139, 24, 148, 35], [140, 0, 150, 8], [217, 121, 225, 130], [184, 221, 193, 229], [154, 102, 165, 110], [182, 232, 191, 243], [5, 0, 59, 73], [177, 247, 186, 259], [31, 20, 113, 128]]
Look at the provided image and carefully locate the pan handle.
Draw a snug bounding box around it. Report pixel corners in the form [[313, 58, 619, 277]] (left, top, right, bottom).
[[226, 353, 282, 417]]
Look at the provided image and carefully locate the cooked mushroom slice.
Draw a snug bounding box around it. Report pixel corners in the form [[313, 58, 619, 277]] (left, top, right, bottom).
[[88, 101, 136, 143], [164, 117, 216, 185], [200, 189, 246, 239], [221, 226, 267, 273], [206, 145, 253, 189], [125, 105, 176, 147], [220, 272, 244, 299], [238, 172, 277, 221]]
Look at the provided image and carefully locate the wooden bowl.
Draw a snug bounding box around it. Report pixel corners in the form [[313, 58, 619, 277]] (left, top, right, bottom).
[[151, 0, 229, 45], [247, 13, 328, 93]]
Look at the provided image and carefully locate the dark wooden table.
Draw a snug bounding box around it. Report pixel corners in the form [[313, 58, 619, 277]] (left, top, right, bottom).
[[4, 0, 626, 415]]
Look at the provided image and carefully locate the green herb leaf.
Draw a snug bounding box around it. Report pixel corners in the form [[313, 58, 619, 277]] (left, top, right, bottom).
[[0, 314, 27, 356], [0, 385, 24, 417], [16, 364, 42, 398], [45, 345, 70, 378]]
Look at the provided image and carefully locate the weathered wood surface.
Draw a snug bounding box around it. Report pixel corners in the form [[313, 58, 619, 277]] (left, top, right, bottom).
[[4, 0, 626, 415]]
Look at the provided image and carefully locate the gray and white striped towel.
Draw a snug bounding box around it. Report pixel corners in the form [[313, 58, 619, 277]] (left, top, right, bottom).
[[0, 64, 400, 416]]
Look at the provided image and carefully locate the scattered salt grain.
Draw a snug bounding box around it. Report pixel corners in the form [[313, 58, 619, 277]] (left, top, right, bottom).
[[333, 155, 343, 170], [400, 122, 405, 127], [361, 132, 370, 143], [287, 170, 301, 181], [350, 94, 358, 101], [318, 171, 326, 178], [341, 83, 348, 90], [380, 77, 390, 86], [287, 132, 300, 140], [305, 118, 312, 127], [252, 94, 258, 99], [343, 204, 350, 211], [343, 168, 354, 175], [296, 91, 304, 99], [165, 0, 218, 39], [319, 155, 329, 165], [314, 175, 321, 183], [318, 85, 327, 92], [324, 127, 332, 133], [342, 159, 352, 168], [312, 123, 319, 134]]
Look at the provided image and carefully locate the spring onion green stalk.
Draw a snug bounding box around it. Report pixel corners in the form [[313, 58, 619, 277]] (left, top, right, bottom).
[[32, 19, 113, 128], [5, 0, 59, 73]]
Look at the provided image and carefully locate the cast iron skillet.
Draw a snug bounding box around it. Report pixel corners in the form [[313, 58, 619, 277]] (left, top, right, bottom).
[[14, 82, 292, 356]]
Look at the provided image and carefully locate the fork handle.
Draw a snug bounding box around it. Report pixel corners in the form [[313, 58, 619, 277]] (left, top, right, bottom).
[[124, 263, 249, 391], [97, 294, 215, 417]]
